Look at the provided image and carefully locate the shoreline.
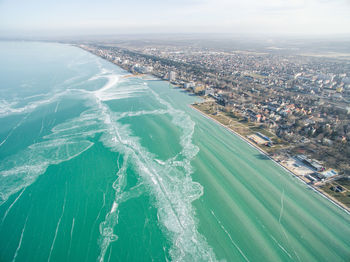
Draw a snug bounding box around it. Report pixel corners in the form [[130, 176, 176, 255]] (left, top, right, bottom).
[[77, 44, 350, 215], [189, 104, 350, 215]]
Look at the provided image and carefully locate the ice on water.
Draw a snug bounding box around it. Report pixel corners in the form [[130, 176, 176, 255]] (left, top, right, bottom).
[[0, 59, 217, 261]]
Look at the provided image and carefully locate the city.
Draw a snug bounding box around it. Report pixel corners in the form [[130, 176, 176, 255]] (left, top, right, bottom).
[[1, 0, 350, 260], [79, 40, 350, 209]]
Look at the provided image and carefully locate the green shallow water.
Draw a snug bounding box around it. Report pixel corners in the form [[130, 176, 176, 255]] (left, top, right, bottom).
[[0, 41, 349, 262]]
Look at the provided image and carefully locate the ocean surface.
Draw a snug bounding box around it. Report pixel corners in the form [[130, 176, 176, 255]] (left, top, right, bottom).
[[0, 41, 349, 262]]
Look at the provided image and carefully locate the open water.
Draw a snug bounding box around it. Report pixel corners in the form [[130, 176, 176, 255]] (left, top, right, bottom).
[[0, 41, 349, 262]]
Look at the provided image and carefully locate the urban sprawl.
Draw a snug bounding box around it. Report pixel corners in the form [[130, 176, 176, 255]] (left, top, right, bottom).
[[78, 41, 350, 209]]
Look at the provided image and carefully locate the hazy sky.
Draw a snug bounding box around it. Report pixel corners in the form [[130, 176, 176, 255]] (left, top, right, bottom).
[[1, 0, 350, 37]]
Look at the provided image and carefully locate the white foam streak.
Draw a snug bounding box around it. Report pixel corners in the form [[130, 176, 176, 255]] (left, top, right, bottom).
[[0, 129, 15, 148], [67, 217, 75, 259], [210, 210, 250, 262], [276, 189, 301, 261], [90, 73, 148, 102], [54, 101, 60, 113], [269, 234, 292, 259], [0, 89, 112, 204], [116, 109, 168, 120], [70, 218, 75, 240], [0, 137, 93, 204], [0, 114, 29, 148], [93, 83, 216, 261], [0, 91, 67, 118], [0, 63, 216, 261], [98, 155, 129, 262], [107, 247, 112, 262], [0, 85, 97, 119], [12, 215, 29, 262], [38, 118, 45, 137], [94, 74, 120, 100], [48, 186, 67, 262], [279, 189, 285, 223], [1, 188, 25, 223]]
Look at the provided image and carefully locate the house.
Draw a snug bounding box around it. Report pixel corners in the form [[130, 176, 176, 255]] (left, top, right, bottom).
[[205, 88, 215, 96], [321, 170, 338, 178], [331, 185, 344, 193], [295, 155, 324, 172]]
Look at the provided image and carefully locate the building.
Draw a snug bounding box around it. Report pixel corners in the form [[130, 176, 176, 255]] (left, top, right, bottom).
[[296, 155, 324, 171], [184, 82, 196, 89], [321, 169, 338, 178], [169, 71, 176, 82], [205, 88, 215, 96], [133, 65, 153, 74]]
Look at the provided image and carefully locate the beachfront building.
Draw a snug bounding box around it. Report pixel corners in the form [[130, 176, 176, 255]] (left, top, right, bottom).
[[133, 65, 153, 74], [296, 155, 325, 172], [184, 82, 196, 89], [169, 71, 176, 82]]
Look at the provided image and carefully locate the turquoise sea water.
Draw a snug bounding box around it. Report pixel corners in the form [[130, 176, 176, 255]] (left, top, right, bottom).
[[0, 41, 349, 262]]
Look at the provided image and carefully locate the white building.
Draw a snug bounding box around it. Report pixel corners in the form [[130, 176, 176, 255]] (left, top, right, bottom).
[[184, 82, 196, 89], [205, 88, 215, 96], [169, 71, 176, 81], [133, 65, 153, 74]]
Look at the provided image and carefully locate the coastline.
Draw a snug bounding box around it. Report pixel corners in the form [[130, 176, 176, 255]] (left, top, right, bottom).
[[77, 44, 350, 215], [189, 104, 350, 215], [1, 41, 349, 262]]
